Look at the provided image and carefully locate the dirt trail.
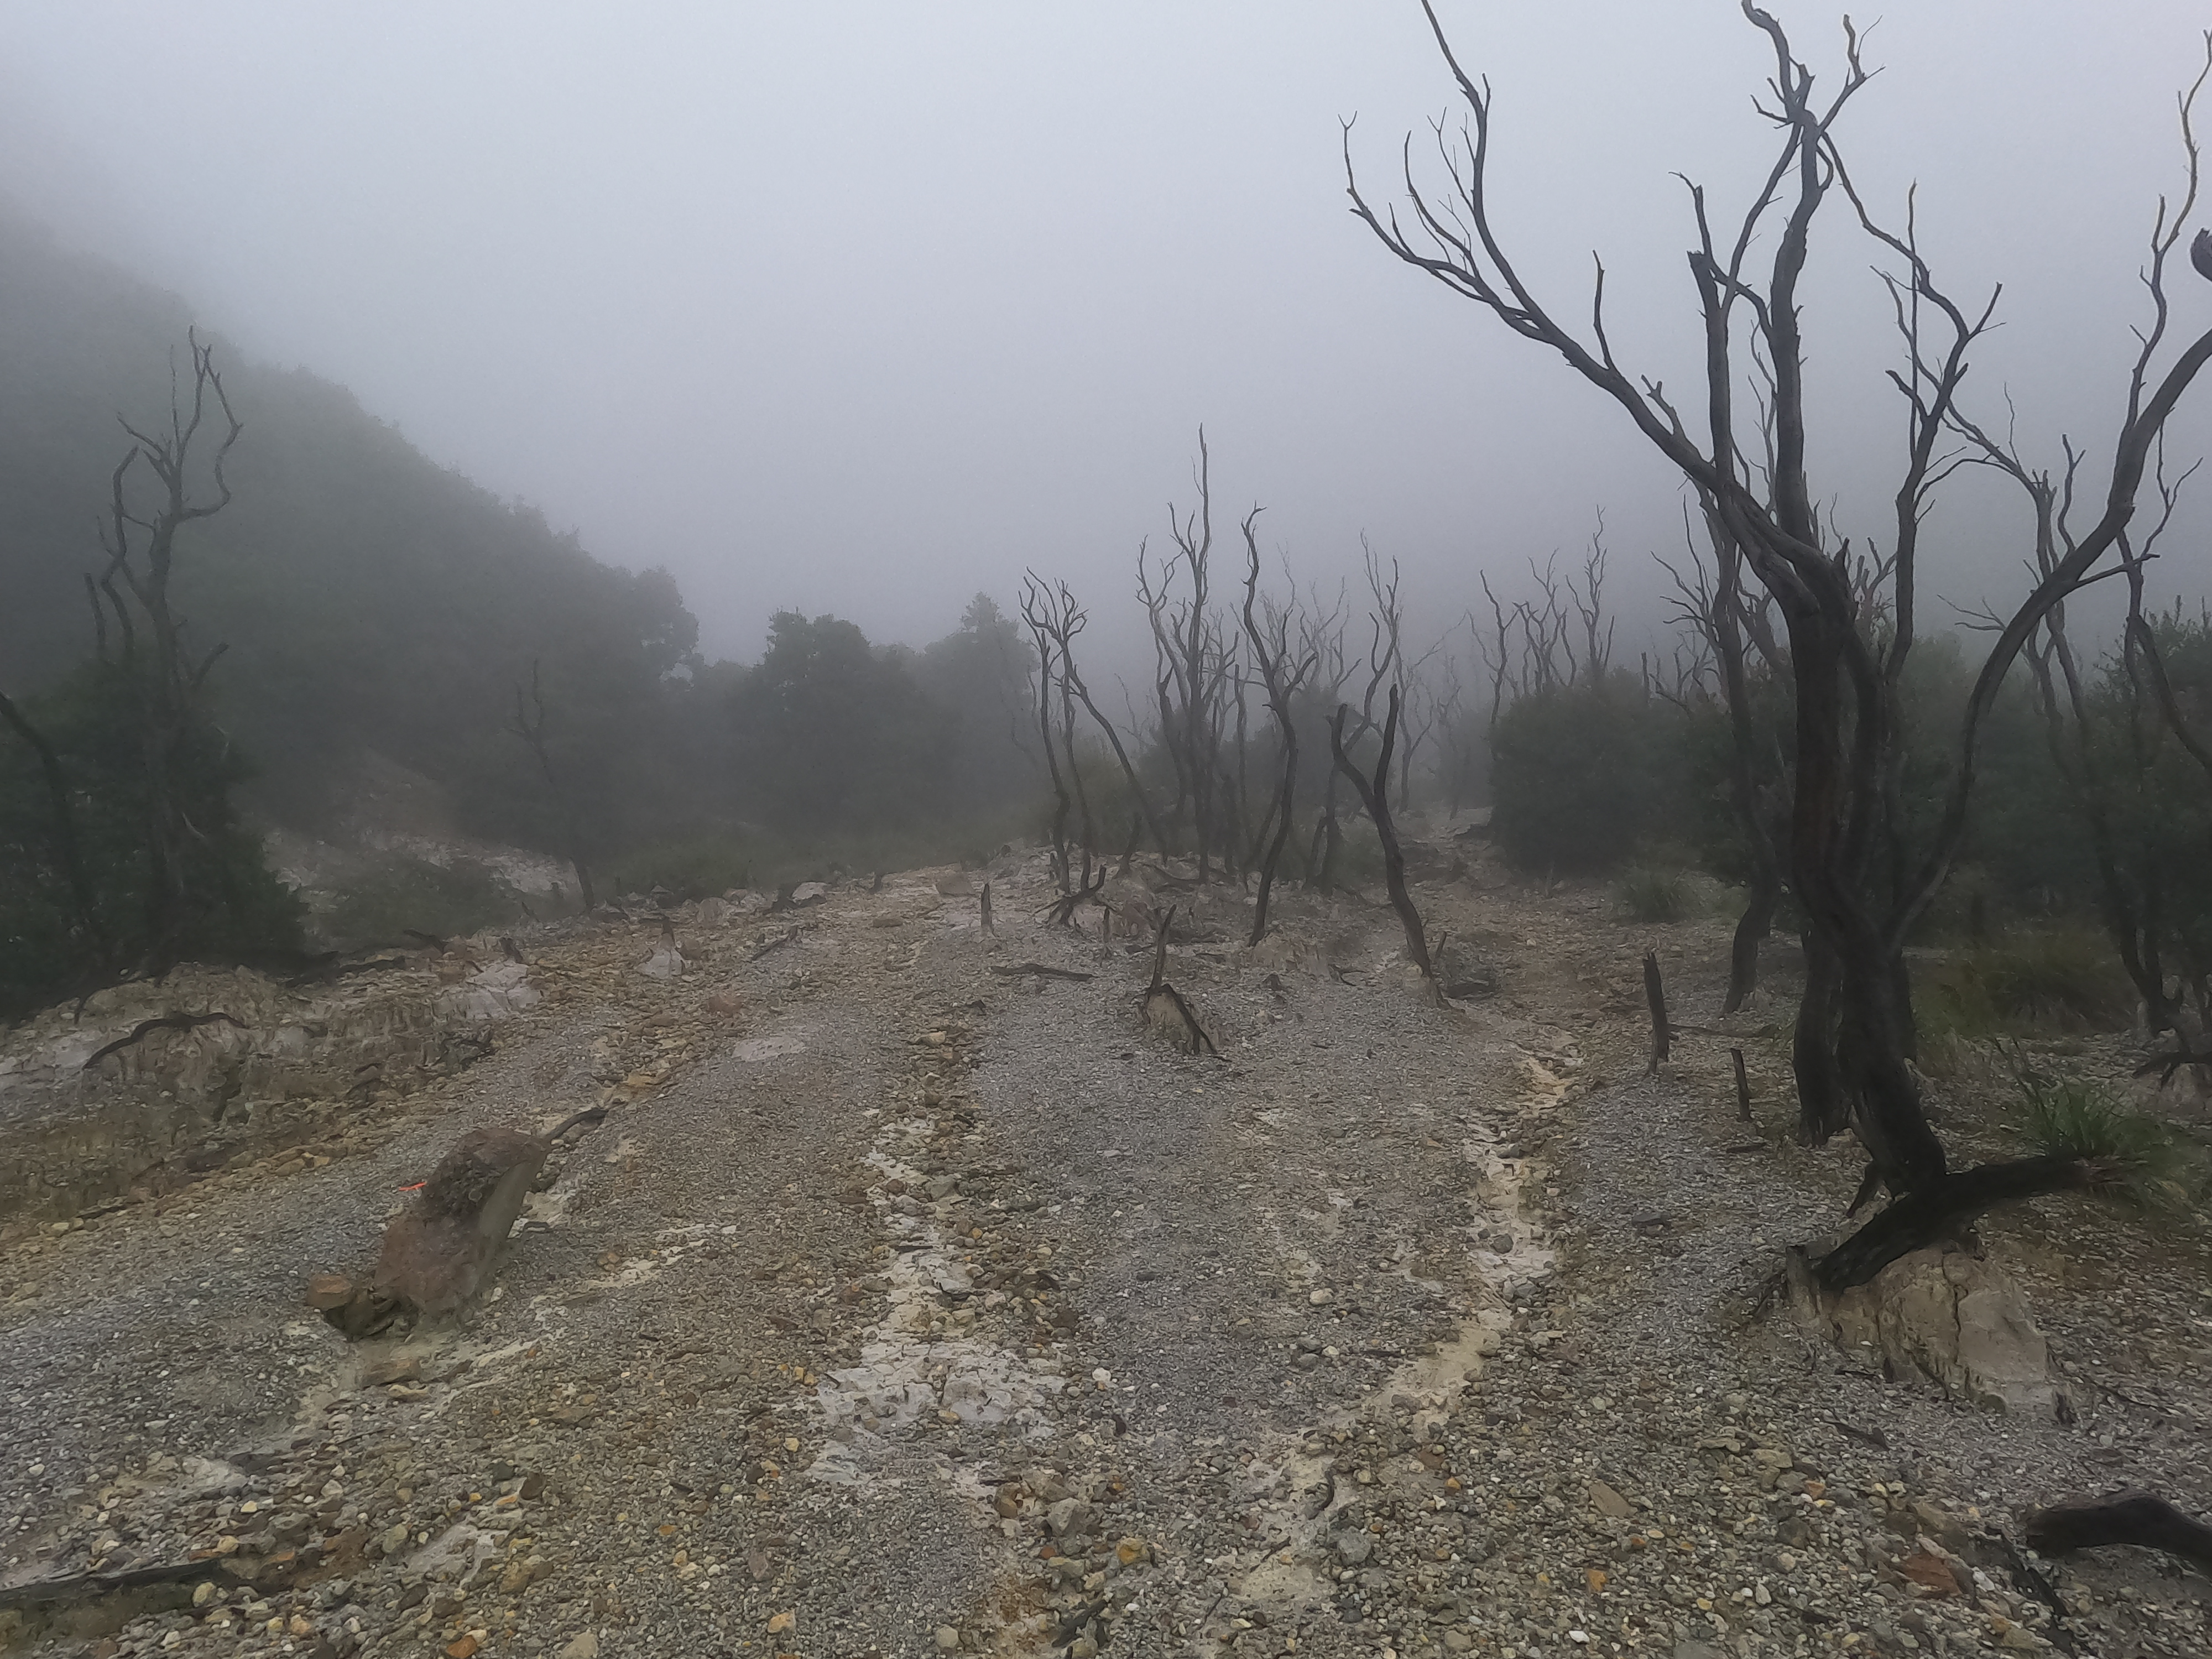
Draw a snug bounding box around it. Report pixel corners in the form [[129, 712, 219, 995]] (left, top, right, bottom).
[[3, 849, 2209, 1659]]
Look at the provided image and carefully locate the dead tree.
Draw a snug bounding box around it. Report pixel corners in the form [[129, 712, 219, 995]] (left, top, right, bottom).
[[1025, 572, 1170, 859], [92, 331, 245, 968], [1309, 546, 1406, 889], [509, 661, 599, 911], [1240, 511, 1321, 943], [1019, 577, 1077, 892], [1979, 421, 2211, 1052], [1140, 906, 1217, 1055], [1330, 687, 1433, 975], [1350, 3, 2212, 1287], [1658, 504, 1788, 1012], [1140, 431, 1241, 880]]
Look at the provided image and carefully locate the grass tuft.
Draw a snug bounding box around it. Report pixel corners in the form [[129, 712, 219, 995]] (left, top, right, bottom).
[[1614, 865, 1691, 924], [1919, 929, 2133, 1037], [2007, 1060, 2178, 1212]]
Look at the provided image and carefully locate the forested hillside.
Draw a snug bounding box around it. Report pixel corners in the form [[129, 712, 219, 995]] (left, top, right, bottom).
[[0, 215, 1035, 863]]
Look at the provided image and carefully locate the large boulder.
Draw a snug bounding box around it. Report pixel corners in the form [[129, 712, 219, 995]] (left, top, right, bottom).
[[1790, 1245, 2059, 1416]]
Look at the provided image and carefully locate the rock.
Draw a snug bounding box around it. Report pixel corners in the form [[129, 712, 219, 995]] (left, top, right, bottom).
[[361, 1356, 420, 1387], [1673, 1645, 1723, 1659], [1335, 1531, 1374, 1565], [695, 898, 727, 927], [1896, 1550, 1960, 1598], [933, 874, 977, 898], [1792, 1246, 2058, 1414], [192, 1582, 217, 1608], [766, 1611, 796, 1635], [789, 882, 829, 905], [704, 993, 743, 1018], [1443, 1635, 1474, 1654], [638, 945, 685, 980], [1045, 1498, 1097, 1538], [498, 1557, 535, 1593], [933, 1627, 961, 1651], [366, 1128, 549, 1319], [557, 1636, 598, 1659], [379, 1524, 410, 1556], [1588, 1480, 1631, 1519], [442, 960, 540, 1020], [306, 1274, 355, 1311]]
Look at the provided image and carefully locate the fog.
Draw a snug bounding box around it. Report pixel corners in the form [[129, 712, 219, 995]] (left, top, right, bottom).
[[4, 0, 2206, 667]]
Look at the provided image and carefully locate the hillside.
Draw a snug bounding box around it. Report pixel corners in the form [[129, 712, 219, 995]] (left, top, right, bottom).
[[0, 212, 698, 844]]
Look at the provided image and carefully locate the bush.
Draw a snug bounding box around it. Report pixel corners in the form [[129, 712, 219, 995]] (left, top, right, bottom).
[[1919, 929, 2134, 1037], [1615, 865, 1691, 922], [2014, 1067, 2171, 1171], [318, 857, 522, 947], [2, 660, 303, 1016], [1490, 683, 1683, 872]]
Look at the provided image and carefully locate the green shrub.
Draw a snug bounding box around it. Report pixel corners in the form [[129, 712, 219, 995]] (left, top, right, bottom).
[[1490, 682, 1684, 872], [1615, 865, 1691, 922], [1919, 929, 2133, 1037], [2014, 1068, 2172, 1171], [2, 660, 304, 1016], [609, 834, 760, 900], [318, 857, 522, 946]]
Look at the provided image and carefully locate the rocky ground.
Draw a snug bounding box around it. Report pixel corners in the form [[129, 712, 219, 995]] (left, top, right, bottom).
[[3, 834, 2209, 1659]]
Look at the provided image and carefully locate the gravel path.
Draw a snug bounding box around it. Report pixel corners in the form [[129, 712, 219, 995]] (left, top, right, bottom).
[[3, 849, 2208, 1659]]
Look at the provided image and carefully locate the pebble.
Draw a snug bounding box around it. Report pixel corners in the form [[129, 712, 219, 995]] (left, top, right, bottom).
[[934, 1626, 961, 1651], [557, 1635, 598, 1659]]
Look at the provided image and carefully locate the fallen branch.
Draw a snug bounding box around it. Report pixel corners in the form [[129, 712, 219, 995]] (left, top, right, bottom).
[[1140, 906, 1217, 1056], [748, 928, 802, 962], [81, 1011, 247, 1071], [2023, 1491, 2212, 1576], [988, 963, 1096, 982], [1731, 1047, 1754, 1123], [1812, 1154, 2103, 1289], [1041, 866, 1109, 926]]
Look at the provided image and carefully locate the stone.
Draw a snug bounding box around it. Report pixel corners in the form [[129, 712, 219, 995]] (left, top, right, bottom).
[[1589, 1480, 1631, 1519], [1334, 1531, 1374, 1565], [934, 1626, 961, 1651], [369, 1128, 551, 1317], [766, 1611, 796, 1635], [557, 1636, 598, 1659], [1046, 1498, 1097, 1538], [306, 1274, 354, 1311], [1792, 1246, 2057, 1414], [192, 1582, 217, 1607], [1897, 1550, 1960, 1597], [1443, 1635, 1474, 1654], [498, 1557, 535, 1593]]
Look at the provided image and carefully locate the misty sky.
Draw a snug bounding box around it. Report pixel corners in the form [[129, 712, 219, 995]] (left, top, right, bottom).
[[4, 1, 2208, 669]]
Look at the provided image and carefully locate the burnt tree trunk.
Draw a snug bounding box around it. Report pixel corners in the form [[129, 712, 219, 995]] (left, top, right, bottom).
[[1329, 688, 1432, 976]]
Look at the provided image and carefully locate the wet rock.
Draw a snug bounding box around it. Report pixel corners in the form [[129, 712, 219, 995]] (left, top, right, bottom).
[[1792, 1246, 2058, 1414], [364, 1128, 550, 1320]]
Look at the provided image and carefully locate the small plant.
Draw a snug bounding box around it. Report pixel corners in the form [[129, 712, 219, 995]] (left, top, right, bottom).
[[2010, 1060, 2174, 1197], [1920, 929, 2133, 1037], [1615, 865, 1690, 923]]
